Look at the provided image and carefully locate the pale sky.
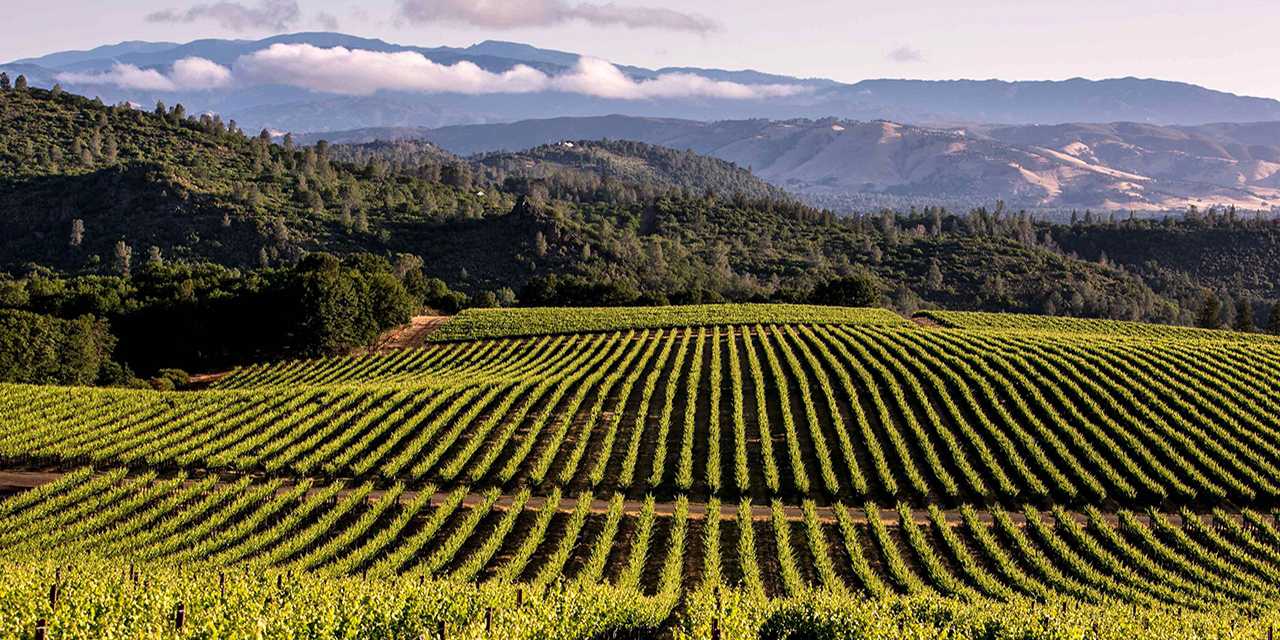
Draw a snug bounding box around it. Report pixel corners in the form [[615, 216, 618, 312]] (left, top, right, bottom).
[[5, 0, 1280, 99]]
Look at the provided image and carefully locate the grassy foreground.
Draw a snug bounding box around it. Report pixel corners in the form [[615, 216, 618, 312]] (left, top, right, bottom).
[[3, 557, 1277, 640]]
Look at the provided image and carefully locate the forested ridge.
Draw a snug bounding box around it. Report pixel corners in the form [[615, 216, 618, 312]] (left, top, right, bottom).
[[2, 80, 1280, 383]]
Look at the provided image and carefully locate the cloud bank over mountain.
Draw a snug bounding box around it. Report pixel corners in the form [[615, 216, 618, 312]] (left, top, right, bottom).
[[55, 57, 233, 91], [55, 43, 805, 99]]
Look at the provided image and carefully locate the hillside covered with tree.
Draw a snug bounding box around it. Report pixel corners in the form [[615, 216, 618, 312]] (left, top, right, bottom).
[[2, 80, 1280, 380]]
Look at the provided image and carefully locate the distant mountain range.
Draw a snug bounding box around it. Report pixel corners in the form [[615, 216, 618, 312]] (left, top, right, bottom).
[[6, 32, 1280, 133], [301, 116, 1280, 212]]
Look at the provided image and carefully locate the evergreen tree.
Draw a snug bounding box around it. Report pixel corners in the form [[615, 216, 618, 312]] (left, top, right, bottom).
[[879, 209, 898, 246], [103, 136, 118, 163], [1196, 294, 1222, 329], [1267, 304, 1280, 336], [925, 259, 944, 291], [1234, 297, 1255, 332], [0, 73, 9, 90], [69, 219, 84, 248], [13, 75, 27, 91], [113, 240, 132, 277]]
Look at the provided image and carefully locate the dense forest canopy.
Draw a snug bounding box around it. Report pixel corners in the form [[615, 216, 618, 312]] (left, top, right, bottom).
[[2, 80, 1280, 381]]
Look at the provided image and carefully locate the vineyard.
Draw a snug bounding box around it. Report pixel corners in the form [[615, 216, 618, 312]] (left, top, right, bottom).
[[3, 304, 1280, 637], [3, 321, 1280, 504], [427, 303, 909, 342], [918, 310, 1280, 342]]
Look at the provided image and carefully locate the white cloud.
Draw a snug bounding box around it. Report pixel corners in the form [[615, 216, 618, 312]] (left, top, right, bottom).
[[233, 44, 549, 95], [552, 57, 806, 100], [57, 66, 177, 92], [52, 44, 804, 101], [887, 45, 925, 63], [234, 44, 806, 100], [170, 58, 234, 89], [146, 0, 301, 32], [56, 57, 233, 92], [396, 0, 719, 33]]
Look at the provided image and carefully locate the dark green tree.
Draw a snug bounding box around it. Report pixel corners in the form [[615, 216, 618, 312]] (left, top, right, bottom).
[[1196, 294, 1222, 329], [1233, 297, 1255, 332], [925, 259, 944, 291], [811, 269, 882, 307], [0, 310, 115, 385], [1267, 304, 1280, 336]]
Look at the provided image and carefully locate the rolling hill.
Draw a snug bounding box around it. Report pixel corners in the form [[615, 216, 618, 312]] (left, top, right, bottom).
[[471, 139, 790, 201], [5, 83, 1198, 324], [331, 115, 1280, 211]]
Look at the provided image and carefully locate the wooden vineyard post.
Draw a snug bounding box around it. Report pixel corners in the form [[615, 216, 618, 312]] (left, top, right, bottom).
[[516, 587, 523, 607], [175, 603, 185, 630], [49, 583, 57, 610], [485, 607, 492, 633], [220, 572, 226, 599], [34, 619, 47, 640], [438, 620, 446, 640]]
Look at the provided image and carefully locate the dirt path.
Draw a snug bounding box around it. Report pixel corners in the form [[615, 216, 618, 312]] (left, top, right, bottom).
[[0, 470, 63, 494], [910, 315, 941, 328], [367, 315, 451, 353], [187, 371, 231, 387], [0, 469, 1235, 529], [186, 315, 453, 387]]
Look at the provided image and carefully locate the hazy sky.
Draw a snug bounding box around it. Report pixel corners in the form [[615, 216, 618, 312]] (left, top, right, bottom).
[[6, 0, 1280, 98]]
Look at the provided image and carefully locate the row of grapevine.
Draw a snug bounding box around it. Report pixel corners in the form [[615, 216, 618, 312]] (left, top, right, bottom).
[[429, 303, 909, 342], [4, 323, 1280, 505], [6, 554, 1276, 640], [918, 309, 1280, 342], [5, 470, 1280, 608]]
